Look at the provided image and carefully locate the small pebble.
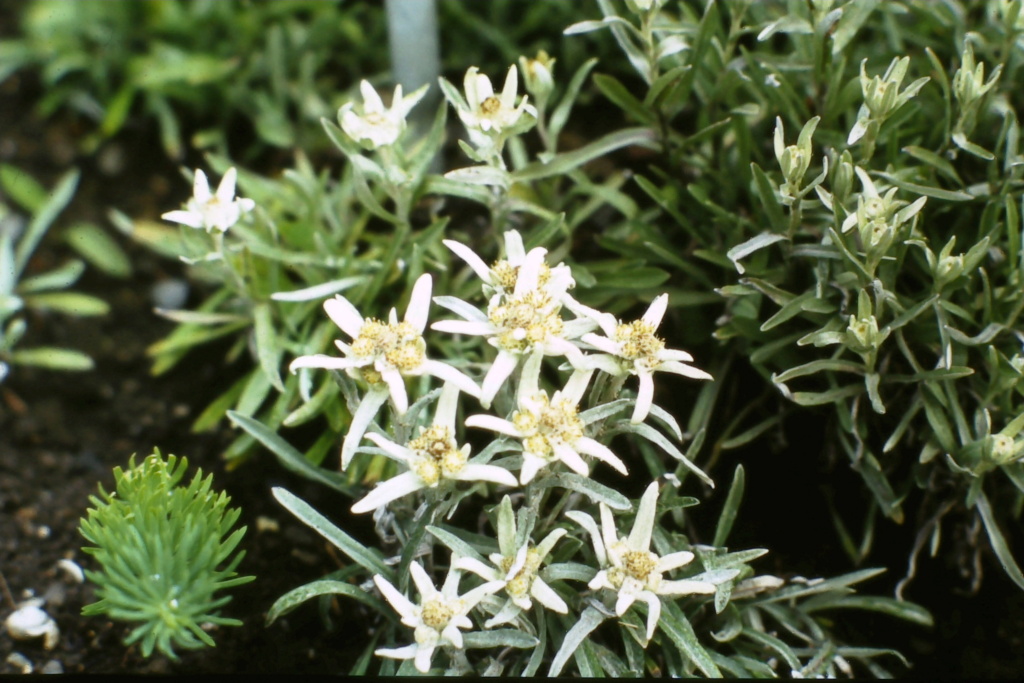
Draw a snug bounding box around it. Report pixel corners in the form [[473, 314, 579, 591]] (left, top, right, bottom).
[[5, 602, 60, 650], [40, 660, 63, 674], [151, 279, 189, 310], [256, 516, 280, 533], [5, 652, 32, 674], [56, 559, 85, 584]]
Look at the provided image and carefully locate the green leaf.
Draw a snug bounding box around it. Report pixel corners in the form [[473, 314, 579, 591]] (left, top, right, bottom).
[[513, 127, 657, 182], [426, 525, 486, 563], [624, 421, 714, 488], [659, 601, 721, 677], [463, 629, 539, 649], [714, 465, 745, 547], [228, 412, 352, 495], [875, 172, 972, 202], [790, 384, 863, 406], [64, 222, 132, 278], [975, 491, 1024, 591], [536, 472, 632, 511], [549, 606, 607, 676], [0, 164, 48, 212], [803, 595, 933, 627], [9, 347, 93, 371], [253, 302, 285, 393], [750, 163, 786, 230], [831, 0, 880, 55], [271, 487, 391, 578], [265, 579, 392, 626], [17, 259, 85, 293], [592, 72, 654, 124], [23, 291, 109, 316], [14, 169, 80, 279], [727, 232, 788, 275]]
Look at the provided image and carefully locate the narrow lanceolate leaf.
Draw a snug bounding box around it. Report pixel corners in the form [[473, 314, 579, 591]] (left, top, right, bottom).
[[266, 580, 393, 626], [549, 606, 608, 676], [271, 487, 391, 578], [270, 276, 363, 302], [463, 630, 539, 649], [14, 169, 80, 279], [228, 411, 352, 495], [536, 472, 632, 510], [64, 222, 132, 278], [513, 128, 657, 182], [22, 292, 109, 316], [975, 491, 1024, 591], [727, 233, 788, 275], [625, 422, 714, 488], [9, 347, 93, 371], [253, 302, 285, 392], [713, 465, 745, 547], [659, 601, 721, 677]]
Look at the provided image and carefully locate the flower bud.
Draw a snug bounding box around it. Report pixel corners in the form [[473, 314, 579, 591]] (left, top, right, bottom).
[[519, 50, 556, 109], [846, 314, 881, 353]]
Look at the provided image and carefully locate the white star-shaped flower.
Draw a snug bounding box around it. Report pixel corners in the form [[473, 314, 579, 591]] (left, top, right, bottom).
[[434, 243, 594, 407], [458, 65, 536, 138], [465, 353, 626, 484], [442, 230, 575, 306], [374, 564, 503, 673], [339, 80, 427, 149], [568, 481, 716, 643], [580, 294, 712, 424], [162, 167, 255, 233], [350, 382, 517, 513], [289, 274, 480, 468], [455, 495, 568, 626]]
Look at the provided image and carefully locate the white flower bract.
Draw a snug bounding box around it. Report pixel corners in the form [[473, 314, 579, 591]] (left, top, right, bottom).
[[161, 167, 255, 233], [465, 354, 626, 484], [350, 383, 517, 514], [339, 80, 427, 149], [458, 65, 536, 138], [373, 564, 503, 673], [568, 482, 716, 643], [289, 274, 481, 469], [455, 495, 568, 626], [580, 293, 712, 424]]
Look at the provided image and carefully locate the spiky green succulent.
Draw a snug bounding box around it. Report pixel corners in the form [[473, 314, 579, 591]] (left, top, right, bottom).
[[79, 451, 254, 659]]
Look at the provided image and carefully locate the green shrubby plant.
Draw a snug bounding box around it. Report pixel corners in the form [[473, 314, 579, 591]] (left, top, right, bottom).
[[0, 0, 387, 157], [229, 29, 930, 673], [0, 166, 120, 382], [79, 451, 253, 659], [567, 0, 1024, 592]]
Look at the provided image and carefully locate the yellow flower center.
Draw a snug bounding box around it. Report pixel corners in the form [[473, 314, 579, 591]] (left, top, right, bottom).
[[420, 598, 454, 630], [488, 290, 564, 352], [490, 260, 551, 294], [614, 321, 665, 368], [351, 319, 426, 373], [622, 550, 659, 582], [498, 548, 543, 598], [511, 394, 583, 459], [480, 96, 502, 116], [407, 425, 466, 485]]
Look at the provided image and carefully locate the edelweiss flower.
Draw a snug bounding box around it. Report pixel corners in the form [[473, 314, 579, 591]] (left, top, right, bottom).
[[162, 167, 255, 233], [465, 354, 626, 484], [340, 80, 427, 149], [442, 230, 575, 306], [458, 65, 536, 138], [289, 274, 480, 468], [580, 294, 712, 424], [455, 495, 568, 626], [568, 482, 716, 643], [351, 383, 517, 513], [374, 564, 503, 673], [434, 242, 594, 407]]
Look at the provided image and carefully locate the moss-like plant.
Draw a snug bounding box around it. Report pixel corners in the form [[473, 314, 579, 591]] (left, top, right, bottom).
[[78, 451, 254, 660]]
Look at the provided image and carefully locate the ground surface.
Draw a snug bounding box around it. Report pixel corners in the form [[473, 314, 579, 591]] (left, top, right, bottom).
[[1, 52, 1023, 679]]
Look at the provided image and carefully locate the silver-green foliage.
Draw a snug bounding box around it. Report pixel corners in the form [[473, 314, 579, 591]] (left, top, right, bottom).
[[0, 166, 116, 382], [79, 451, 254, 659]]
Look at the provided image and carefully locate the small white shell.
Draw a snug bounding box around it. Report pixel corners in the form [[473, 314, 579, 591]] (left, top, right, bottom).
[[5, 604, 60, 649], [55, 559, 85, 584]]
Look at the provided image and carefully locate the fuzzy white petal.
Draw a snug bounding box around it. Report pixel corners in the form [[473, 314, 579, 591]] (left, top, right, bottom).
[[404, 274, 433, 333], [531, 578, 568, 614], [161, 209, 204, 228], [323, 296, 365, 339], [215, 167, 238, 204], [374, 575, 417, 621], [289, 354, 362, 373], [629, 482, 660, 552], [341, 388, 389, 469], [632, 371, 655, 424], [419, 359, 481, 399], [466, 414, 522, 437], [351, 472, 424, 513], [456, 463, 518, 487], [658, 550, 696, 573], [519, 452, 547, 484], [658, 579, 717, 596], [642, 293, 668, 327], [481, 351, 519, 408], [655, 360, 714, 381], [576, 437, 627, 475], [444, 239, 493, 283]]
